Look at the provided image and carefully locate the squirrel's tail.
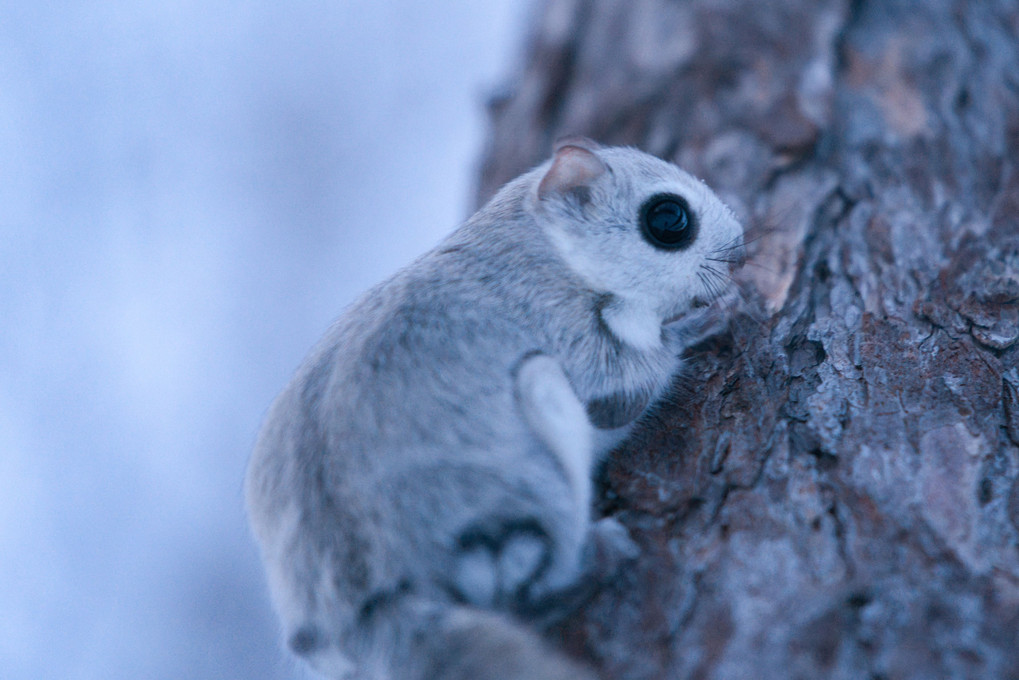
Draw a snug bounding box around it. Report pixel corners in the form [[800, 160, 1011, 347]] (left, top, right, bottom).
[[295, 596, 596, 680]]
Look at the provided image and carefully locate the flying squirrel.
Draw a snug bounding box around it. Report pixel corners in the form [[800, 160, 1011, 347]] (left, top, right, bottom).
[[246, 137, 744, 680]]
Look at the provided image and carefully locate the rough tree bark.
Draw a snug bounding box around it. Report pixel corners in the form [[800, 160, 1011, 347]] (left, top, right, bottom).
[[476, 1, 1019, 679]]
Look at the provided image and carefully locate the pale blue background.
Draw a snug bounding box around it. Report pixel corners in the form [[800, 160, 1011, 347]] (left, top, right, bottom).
[[0, 2, 527, 678]]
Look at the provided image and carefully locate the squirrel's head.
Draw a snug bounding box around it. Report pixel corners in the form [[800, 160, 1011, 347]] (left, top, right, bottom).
[[529, 137, 744, 342]]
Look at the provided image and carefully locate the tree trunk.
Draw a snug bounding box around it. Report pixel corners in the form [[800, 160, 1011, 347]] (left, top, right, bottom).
[[477, 1, 1019, 679]]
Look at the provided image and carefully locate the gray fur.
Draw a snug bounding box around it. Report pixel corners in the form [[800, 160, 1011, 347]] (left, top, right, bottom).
[[245, 141, 743, 680]]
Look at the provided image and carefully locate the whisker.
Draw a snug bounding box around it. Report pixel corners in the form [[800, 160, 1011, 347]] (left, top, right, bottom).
[[739, 260, 779, 274], [699, 263, 770, 328], [697, 265, 715, 291], [702, 263, 728, 285], [696, 269, 710, 294], [711, 256, 778, 277], [729, 278, 769, 327], [701, 265, 726, 303], [697, 269, 722, 304], [715, 232, 746, 253], [714, 225, 782, 255]]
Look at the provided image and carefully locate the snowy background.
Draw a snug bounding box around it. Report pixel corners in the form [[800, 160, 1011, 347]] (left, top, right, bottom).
[[0, 2, 527, 678]]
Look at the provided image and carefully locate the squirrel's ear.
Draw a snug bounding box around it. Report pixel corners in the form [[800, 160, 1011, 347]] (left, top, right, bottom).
[[553, 135, 603, 153], [538, 145, 607, 201]]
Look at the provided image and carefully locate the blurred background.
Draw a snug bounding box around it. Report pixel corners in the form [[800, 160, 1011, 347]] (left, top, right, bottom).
[[0, 2, 528, 678]]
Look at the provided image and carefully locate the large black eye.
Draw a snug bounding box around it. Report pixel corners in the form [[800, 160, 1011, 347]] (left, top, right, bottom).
[[640, 194, 697, 250]]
